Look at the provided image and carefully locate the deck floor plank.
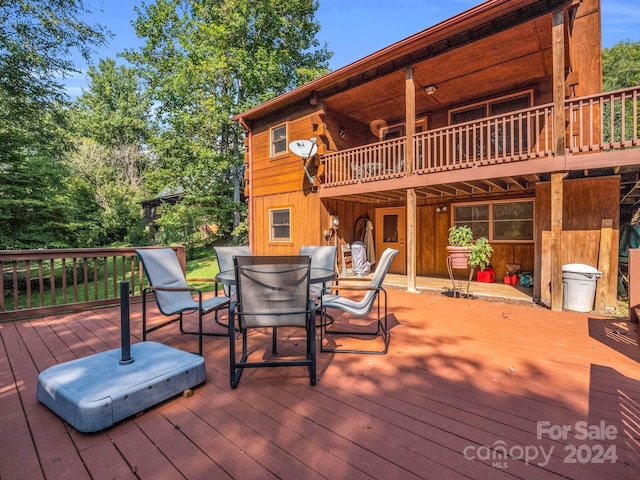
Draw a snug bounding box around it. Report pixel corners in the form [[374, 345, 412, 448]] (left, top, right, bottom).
[[2, 288, 640, 479], [0, 322, 45, 480], [2, 320, 91, 480]]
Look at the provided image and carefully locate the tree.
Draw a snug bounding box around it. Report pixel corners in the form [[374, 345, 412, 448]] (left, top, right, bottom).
[[65, 139, 151, 247], [602, 40, 640, 144], [72, 58, 152, 147], [124, 0, 331, 246], [0, 0, 109, 248], [65, 58, 153, 246], [602, 40, 640, 91]]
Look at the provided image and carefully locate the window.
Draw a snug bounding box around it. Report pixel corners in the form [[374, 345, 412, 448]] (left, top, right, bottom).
[[270, 207, 291, 242], [379, 118, 427, 140], [382, 214, 399, 243], [453, 204, 489, 238], [453, 200, 533, 242], [450, 91, 533, 125], [271, 123, 287, 156], [449, 91, 533, 160]]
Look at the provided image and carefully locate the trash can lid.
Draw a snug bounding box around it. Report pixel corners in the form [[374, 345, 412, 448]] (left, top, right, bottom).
[[562, 263, 601, 274]]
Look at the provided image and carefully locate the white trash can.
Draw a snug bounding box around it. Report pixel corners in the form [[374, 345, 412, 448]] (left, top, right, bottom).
[[561, 264, 602, 312]]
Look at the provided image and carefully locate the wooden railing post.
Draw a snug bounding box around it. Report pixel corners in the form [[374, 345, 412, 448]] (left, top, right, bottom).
[[0, 246, 190, 321]]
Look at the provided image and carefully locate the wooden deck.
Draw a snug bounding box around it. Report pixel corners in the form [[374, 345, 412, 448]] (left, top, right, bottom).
[[2, 288, 640, 479]]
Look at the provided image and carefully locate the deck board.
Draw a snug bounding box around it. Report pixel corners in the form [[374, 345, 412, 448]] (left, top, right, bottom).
[[2, 288, 640, 479]]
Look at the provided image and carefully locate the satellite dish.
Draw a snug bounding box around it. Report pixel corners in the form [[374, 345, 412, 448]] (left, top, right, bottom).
[[289, 139, 318, 186], [369, 119, 387, 137], [289, 139, 317, 159]]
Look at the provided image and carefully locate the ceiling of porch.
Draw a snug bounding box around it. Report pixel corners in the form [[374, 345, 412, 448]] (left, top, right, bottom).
[[320, 9, 555, 129], [320, 165, 640, 211]]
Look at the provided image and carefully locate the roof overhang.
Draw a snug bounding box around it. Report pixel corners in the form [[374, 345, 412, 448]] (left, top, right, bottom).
[[233, 0, 573, 124]]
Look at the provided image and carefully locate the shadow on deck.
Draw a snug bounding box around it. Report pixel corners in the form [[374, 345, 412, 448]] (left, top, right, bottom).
[[1, 289, 639, 479]]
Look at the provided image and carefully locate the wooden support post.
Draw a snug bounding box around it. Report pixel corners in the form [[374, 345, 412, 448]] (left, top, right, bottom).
[[552, 10, 566, 156], [550, 10, 566, 311], [405, 67, 415, 176], [550, 172, 564, 311], [405, 67, 416, 292], [595, 219, 613, 313], [407, 189, 416, 293]]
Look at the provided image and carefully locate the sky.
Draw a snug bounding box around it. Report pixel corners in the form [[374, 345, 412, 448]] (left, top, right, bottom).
[[65, 0, 640, 98]]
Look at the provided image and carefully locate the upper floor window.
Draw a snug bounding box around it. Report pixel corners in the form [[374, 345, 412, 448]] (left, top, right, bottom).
[[379, 118, 427, 140], [269, 207, 291, 242], [453, 200, 534, 242], [271, 123, 287, 156], [448, 91, 533, 160], [449, 91, 533, 125]]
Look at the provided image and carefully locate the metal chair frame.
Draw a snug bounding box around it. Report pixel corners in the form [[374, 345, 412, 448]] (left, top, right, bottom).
[[136, 248, 230, 355], [320, 248, 399, 355], [229, 255, 316, 388]]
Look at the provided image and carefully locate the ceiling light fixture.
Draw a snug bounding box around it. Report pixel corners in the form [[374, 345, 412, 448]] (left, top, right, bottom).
[[424, 85, 437, 95]]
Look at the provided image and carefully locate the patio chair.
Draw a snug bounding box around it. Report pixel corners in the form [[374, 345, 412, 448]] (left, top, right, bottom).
[[229, 255, 316, 388], [299, 245, 337, 299], [214, 245, 251, 299], [136, 248, 230, 355], [320, 248, 399, 354]]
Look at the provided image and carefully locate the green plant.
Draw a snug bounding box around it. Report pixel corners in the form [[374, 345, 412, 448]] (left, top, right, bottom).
[[468, 236, 493, 271], [448, 225, 493, 270], [448, 225, 474, 247]]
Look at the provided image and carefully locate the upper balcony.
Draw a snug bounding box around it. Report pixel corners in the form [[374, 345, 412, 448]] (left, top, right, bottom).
[[320, 87, 640, 203]]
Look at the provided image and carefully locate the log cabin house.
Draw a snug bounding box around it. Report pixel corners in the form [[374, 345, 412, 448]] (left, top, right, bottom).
[[233, 0, 640, 311]]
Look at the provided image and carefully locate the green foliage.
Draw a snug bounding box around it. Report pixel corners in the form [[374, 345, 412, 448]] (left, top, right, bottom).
[[1, 0, 330, 250], [0, 0, 108, 248], [123, 0, 331, 249], [468, 236, 493, 271], [448, 225, 474, 247], [65, 139, 152, 247], [448, 225, 493, 270], [0, 151, 72, 248], [602, 40, 640, 145], [71, 58, 152, 147], [603, 40, 640, 91]]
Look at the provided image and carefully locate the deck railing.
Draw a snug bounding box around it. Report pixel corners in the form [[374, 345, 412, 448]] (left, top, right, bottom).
[[322, 86, 640, 186], [322, 137, 406, 185], [0, 246, 186, 321]]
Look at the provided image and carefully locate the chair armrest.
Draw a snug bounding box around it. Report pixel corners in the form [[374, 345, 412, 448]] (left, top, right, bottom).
[[323, 284, 379, 293], [144, 286, 202, 294], [334, 276, 370, 282]]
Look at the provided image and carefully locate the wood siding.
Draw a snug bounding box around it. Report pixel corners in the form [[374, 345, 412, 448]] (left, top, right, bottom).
[[535, 176, 620, 304], [251, 191, 328, 255]]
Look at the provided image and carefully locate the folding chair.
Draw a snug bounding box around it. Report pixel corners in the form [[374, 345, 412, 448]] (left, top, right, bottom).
[[214, 245, 251, 299], [229, 255, 316, 388], [320, 248, 399, 354], [136, 248, 230, 355]]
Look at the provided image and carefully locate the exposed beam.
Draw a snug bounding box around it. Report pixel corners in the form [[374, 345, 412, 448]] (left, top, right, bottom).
[[483, 178, 509, 192], [620, 178, 640, 204], [450, 183, 475, 195], [505, 176, 528, 190], [461, 180, 491, 193], [424, 184, 459, 196]]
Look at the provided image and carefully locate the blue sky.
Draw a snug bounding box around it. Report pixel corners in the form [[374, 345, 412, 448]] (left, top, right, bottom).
[[65, 0, 640, 98]]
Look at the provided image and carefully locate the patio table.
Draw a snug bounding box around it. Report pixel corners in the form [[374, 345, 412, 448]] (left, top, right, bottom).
[[216, 267, 336, 286], [216, 266, 336, 328]]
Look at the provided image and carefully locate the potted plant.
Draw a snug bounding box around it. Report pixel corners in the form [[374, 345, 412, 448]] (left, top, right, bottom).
[[447, 225, 493, 272], [468, 236, 493, 272], [447, 225, 474, 269]]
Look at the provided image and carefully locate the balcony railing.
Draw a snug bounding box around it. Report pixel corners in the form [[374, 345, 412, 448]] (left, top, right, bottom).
[[322, 86, 640, 186], [0, 246, 186, 321]]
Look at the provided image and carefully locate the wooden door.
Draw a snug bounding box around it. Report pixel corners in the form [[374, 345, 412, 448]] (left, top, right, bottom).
[[375, 206, 406, 274]]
